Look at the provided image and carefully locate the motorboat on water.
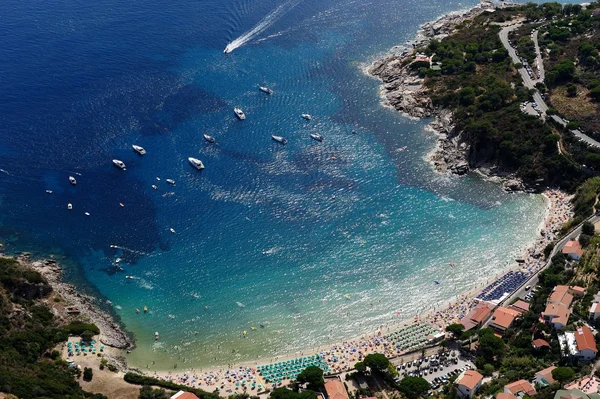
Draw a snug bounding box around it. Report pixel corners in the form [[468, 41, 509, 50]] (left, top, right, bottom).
[[112, 159, 126, 170], [119, 203, 125, 207], [126, 275, 133, 279], [234, 107, 246, 120], [46, 190, 53, 194], [310, 133, 325, 142], [271, 135, 288, 145], [85, 212, 90, 216], [132, 145, 146, 155], [301, 114, 312, 120], [259, 86, 274, 95], [143, 306, 148, 313], [188, 157, 205, 170], [152, 185, 158, 190], [69, 176, 77, 185], [169, 228, 176, 234], [155, 331, 159, 340], [166, 179, 175, 185], [203, 134, 216, 144], [67, 203, 73, 210]]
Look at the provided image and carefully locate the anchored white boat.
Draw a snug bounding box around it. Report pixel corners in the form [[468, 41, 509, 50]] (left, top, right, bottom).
[[234, 108, 246, 120], [259, 86, 274, 95], [69, 176, 77, 185], [67, 203, 73, 210], [301, 114, 312, 120], [166, 179, 176, 185], [169, 228, 176, 234], [188, 157, 205, 170], [132, 145, 146, 155], [203, 134, 216, 144], [112, 159, 126, 170], [310, 133, 325, 142], [152, 185, 158, 190], [271, 135, 288, 145]]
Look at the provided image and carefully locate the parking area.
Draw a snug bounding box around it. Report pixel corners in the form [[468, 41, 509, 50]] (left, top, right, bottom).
[[394, 350, 475, 390]]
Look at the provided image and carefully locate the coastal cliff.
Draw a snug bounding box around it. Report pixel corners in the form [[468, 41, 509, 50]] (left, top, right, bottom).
[[368, 3, 493, 178], [29, 256, 134, 350]]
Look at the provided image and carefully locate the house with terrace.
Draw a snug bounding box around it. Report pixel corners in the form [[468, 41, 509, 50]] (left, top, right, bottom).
[[559, 325, 598, 362]]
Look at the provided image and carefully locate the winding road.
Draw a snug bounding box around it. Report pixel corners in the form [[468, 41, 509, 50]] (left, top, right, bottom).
[[498, 24, 600, 148]]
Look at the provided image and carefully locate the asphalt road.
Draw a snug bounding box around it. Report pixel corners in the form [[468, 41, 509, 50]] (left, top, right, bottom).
[[498, 214, 600, 308], [499, 24, 600, 148]]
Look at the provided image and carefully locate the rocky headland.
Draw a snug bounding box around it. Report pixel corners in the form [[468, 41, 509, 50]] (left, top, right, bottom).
[[367, 0, 526, 191], [26, 255, 135, 350]]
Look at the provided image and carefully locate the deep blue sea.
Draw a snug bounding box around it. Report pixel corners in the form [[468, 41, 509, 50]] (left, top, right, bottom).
[[0, 0, 572, 368]]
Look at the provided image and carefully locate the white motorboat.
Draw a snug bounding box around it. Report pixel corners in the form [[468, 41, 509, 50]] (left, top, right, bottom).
[[188, 157, 205, 170], [166, 179, 176, 185], [126, 275, 133, 279], [301, 114, 312, 120], [203, 134, 216, 144], [85, 212, 90, 216], [271, 135, 288, 144], [67, 203, 73, 210], [169, 228, 176, 234], [152, 185, 158, 190], [69, 176, 77, 185], [259, 86, 274, 95], [310, 133, 325, 142], [234, 107, 246, 120], [46, 190, 53, 194], [132, 145, 146, 155], [112, 159, 126, 170]]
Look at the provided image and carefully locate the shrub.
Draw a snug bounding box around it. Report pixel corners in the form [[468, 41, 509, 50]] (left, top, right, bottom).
[[83, 367, 93, 382]]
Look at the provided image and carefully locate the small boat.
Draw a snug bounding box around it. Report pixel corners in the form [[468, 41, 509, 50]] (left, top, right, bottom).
[[191, 293, 200, 299], [169, 228, 176, 234], [234, 107, 246, 120], [251, 326, 257, 330], [155, 331, 159, 340], [434, 280, 440, 285], [132, 145, 146, 155], [271, 135, 288, 144], [203, 134, 216, 144], [152, 185, 158, 190], [143, 306, 148, 313], [69, 176, 77, 185], [67, 203, 73, 210], [168, 314, 175, 319], [166, 179, 175, 185], [84, 212, 90, 216], [259, 324, 265, 328], [136, 308, 140, 313], [188, 157, 205, 170], [46, 190, 53, 194], [126, 275, 133, 279], [352, 130, 357, 135], [310, 133, 325, 142], [112, 159, 126, 170], [156, 177, 161, 181], [301, 114, 312, 120], [119, 203, 125, 207], [259, 86, 274, 95]]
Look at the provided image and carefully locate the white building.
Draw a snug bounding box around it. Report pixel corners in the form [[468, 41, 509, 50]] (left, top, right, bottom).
[[559, 326, 598, 362]]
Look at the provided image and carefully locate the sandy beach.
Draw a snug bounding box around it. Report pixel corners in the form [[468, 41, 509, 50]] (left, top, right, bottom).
[[143, 189, 572, 395]]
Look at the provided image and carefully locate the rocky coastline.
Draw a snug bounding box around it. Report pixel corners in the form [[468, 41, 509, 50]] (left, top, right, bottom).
[[25, 255, 135, 350], [367, 0, 527, 192]]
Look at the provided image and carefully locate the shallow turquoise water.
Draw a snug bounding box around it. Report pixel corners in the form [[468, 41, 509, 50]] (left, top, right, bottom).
[[0, 0, 550, 368]]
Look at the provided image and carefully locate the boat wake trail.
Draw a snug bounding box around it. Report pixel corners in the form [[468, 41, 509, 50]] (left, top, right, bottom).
[[224, 0, 303, 53]]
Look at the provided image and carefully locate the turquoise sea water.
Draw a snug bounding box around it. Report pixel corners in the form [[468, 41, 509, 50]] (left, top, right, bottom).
[[0, 0, 568, 368]]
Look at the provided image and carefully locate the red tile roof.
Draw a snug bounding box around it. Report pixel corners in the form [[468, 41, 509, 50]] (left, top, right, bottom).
[[548, 286, 574, 307], [536, 366, 556, 384], [325, 378, 349, 399], [497, 393, 518, 399], [171, 392, 200, 399], [575, 325, 597, 353], [459, 370, 483, 390], [490, 307, 520, 329], [562, 241, 583, 258], [532, 338, 551, 349], [511, 300, 530, 312], [505, 380, 536, 396]]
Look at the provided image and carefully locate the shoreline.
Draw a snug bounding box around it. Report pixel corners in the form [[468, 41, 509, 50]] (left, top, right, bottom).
[[143, 189, 571, 395], [27, 256, 135, 352], [365, 0, 532, 192]]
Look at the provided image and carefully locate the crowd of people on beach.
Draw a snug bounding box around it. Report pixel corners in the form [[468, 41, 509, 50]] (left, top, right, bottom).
[[151, 190, 573, 394]]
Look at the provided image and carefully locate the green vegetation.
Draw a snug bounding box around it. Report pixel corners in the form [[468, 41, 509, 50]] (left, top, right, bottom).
[[138, 386, 169, 399], [445, 323, 465, 338], [573, 177, 600, 220], [83, 367, 93, 382], [552, 367, 575, 387], [416, 8, 586, 189], [0, 257, 108, 398], [296, 366, 324, 390], [124, 373, 219, 399], [397, 377, 430, 399], [269, 388, 317, 399], [363, 353, 391, 373]]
